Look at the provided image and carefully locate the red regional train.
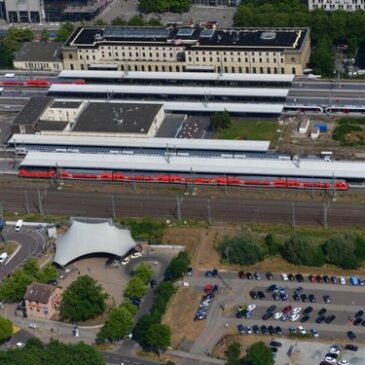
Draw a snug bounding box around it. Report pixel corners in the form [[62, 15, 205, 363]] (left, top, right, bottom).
[[18, 167, 349, 190], [0, 79, 86, 87]]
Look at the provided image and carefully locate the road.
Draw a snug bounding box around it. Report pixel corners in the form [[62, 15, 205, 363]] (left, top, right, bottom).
[[0, 226, 47, 280], [0, 184, 364, 227]]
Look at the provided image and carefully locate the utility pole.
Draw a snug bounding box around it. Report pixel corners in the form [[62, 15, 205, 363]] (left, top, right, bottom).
[[24, 190, 30, 214], [207, 198, 212, 225], [292, 202, 296, 230], [323, 200, 328, 229], [176, 195, 182, 221], [111, 195, 116, 220], [37, 187, 44, 215]]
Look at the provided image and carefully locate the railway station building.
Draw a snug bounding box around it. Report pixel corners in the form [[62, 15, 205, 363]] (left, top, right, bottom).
[[62, 26, 311, 75]]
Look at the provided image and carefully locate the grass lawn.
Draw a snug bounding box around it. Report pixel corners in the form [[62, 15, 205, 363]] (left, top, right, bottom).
[[215, 119, 280, 146]]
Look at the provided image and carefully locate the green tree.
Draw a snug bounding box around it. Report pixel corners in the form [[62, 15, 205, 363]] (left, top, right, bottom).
[[40, 29, 49, 41], [35, 264, 58, 284], [225, 342, 241, 365], [119, 300, 138, 316], [322, 234, 359, 269], [281, 233, 324, 267], [56, 22, 75, 42], [111, 17, 126, 26], [61, 275, 107, 322], [133, 313, 160, 348], [97, 307, 133, 342], [128, 15, 145, 26], [264, 233, 281, 256], [354, 235, 365, 261], [94, 19, 108, 26], [124, 276, 148, 299], [133, 262, 154, 284], [210, 111, 231, 132], [152, 282, 176, 317], [167, 251, 190, 280], [147, 323, 171, 350], [147, 18, 162, 26], [0, 269, 33, 302], [0, 41, 14, 69], [23, 258, 39, 276], [217, 234, 264, 265], [244, 341, 274, 365], [0, 315, 12, 344]]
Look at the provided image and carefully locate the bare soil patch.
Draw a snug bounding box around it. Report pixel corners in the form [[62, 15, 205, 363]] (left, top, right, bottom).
[[162, 287, 206, 348]]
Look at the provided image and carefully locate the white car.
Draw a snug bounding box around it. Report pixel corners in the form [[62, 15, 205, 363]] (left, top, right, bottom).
[[338, 360, 350, 365], [281, 273, 288, 281], [290, 314, 300, 322], [324, 357, 337, 364], [311, 328, 319, 338], [0, 253, 8, 264], [247, 304, 256, 311], [292, 307, 302, 315], [130, 252, 142, 259], [297, 326, 306, 335], [329, 347, 340, 355], [15, 219, 23, 232], [274, 312, 283, 320], [246, 326, 253, 334], [121, 256, 131, 265], [340, 277, 346, 285]]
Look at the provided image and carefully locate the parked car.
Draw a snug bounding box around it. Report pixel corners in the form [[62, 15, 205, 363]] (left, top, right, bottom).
[[295, 274, 304, 282], [300, 315, 310, 323], [325, 315, 336, 324], [311, 328, 319, 338], [271, 347, 278, 353], [323, 275, 330, 283], [283, 305, 292, 314], [238, 270, 245, 279], [331, 276, 338, 284], [261, 325, 268, 335], [353, 317, 362, 326], [249, 291, 258, 299], [323, 295, 331, 304], [246, 272, 253, 280], [347, 331, 356, 340], [340, 277, 346, 285], [293, 292, 300, 301], [308, 275, 316, 282], [121, 256, 131, 266], [253, 325, 261, 335], [301, 294, 308, 302], [130, 252, 142, 259], [212, 284, 219, 295], [266, 272, 273, 280], [288, 273, 295, 281], [268, 326, 275, 335], [303, 306, 313, 315], [212, 269, 218, 277], [309, 294, 316, 303], [344, 344, 358, 351], [186, 267, 193, 276], [247, 304, 256, 311], [318, 308, 327, 316], [315, 274, 323, 283], [292, 307, 302, 315], [254, 272, 262, 280], [266, 284, 277, 293], [150, 279, 157, 288], [262, 312, 273, 320], [267, 305, 277, 313], [237, 324, 245, 334], [355, 310, 364, 318], [281, 273, 288, 281], [297, 326, 306, 335], [204, 284, 213, 294], [274, 326, 282, 335], [205, 270, 212, 278], [316, 316, 326, 324], [130, 297, 141, 306], [257, 291, 265, 299], [290, 314, 300, 322], [270, 341, 282, 348], [274, 312, 283, 320]]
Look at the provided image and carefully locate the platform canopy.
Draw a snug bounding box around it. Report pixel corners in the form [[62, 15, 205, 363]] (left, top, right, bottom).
[[53, 218, 136, 267]]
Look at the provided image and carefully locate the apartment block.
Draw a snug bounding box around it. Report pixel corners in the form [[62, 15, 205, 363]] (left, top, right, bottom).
[[308, 0, 365, 11]]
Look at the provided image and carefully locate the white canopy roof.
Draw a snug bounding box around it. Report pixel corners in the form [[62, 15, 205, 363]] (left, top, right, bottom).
[[53, 218, 136, 266]]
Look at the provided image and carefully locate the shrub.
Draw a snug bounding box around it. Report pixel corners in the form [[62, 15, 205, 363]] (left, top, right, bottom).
[[217, 234, 264, 265], [124, 276, 148, 299], [167, 251, 190, 280]]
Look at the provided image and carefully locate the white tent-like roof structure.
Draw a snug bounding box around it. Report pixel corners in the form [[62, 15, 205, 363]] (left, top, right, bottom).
[[53, 218, 136, 267]]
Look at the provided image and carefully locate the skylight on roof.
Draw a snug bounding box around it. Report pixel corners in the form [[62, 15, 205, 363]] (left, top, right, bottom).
[[200, 29, 215, 38], [177, 28, 195, 37]]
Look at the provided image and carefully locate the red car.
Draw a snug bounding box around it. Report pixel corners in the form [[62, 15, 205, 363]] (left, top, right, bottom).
[[308, 275, 316, 283], [238, 271, 245, 279], [204, 284, 213, 294], [283, 305, 292, 314]]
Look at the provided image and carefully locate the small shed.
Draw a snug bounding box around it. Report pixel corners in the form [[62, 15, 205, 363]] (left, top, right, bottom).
[[299, 119, 310, 134], [310, 127, 320, 139]]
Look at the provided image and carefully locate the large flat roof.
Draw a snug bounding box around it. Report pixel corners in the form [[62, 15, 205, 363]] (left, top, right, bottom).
[[48, 84, 289, 97], [9, 134, 270, 152], [12, 97, 53, 126], [73, 102, 163, 134], [65, 26, 309, 52], [20, 152, 365, 179], [58, 70, 295, 83]]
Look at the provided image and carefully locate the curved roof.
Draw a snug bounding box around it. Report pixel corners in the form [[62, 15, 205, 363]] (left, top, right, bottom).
[[53, 218, 136, 266]]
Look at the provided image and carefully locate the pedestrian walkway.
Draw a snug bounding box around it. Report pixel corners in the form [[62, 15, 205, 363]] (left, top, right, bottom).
[[167, 350, 225, 365]]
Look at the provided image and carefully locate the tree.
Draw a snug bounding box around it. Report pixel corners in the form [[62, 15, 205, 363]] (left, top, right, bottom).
[[0, 315, 12, 344], [0, 269, 33, 302], [281, 233, 324, 267], [264, 233, 281, 256], [119, 300, 138, 316], [111, 17, 126, 26], [133, 313, 160, 348], [147, 323, 171, 350], [23, 258, 39, 276], [61, 275, 107, 322], [225, 342, 241, 365], [147, 18, 162, 26], [152, 282, 176, 317], [244, 341, 274, 365], [354, 235, 365, 261], [217, 234, 264, 265], [133, 262, 154, 284], [35, 264, 58, 284], [56, 22, 75, 42], [322, 234, 359, 269], [124, 276, 148, 299], [97, 307, 133, 342], [167, 251, 190, 280], [40, 29, 49, 41], [128, 15, 145, 26], [94, 19, 108, 26], [0, 41, 14, 69], [210, 111, 231, 132]]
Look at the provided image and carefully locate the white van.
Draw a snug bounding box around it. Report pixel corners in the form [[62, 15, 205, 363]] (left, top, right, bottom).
[[0, 252, 8, 264], [15, 219, 23, 232]]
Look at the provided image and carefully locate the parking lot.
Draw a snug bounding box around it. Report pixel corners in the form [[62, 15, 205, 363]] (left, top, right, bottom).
[[186, 270, 365, 344]]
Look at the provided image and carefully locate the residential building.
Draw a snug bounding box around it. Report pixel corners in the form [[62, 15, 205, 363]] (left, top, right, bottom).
[[308, 0, 365, 11], [192, 0, 242, 5], [62, 26, 310, 75], [14, 42, 63, 71], [24, 282, 62, 320]]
